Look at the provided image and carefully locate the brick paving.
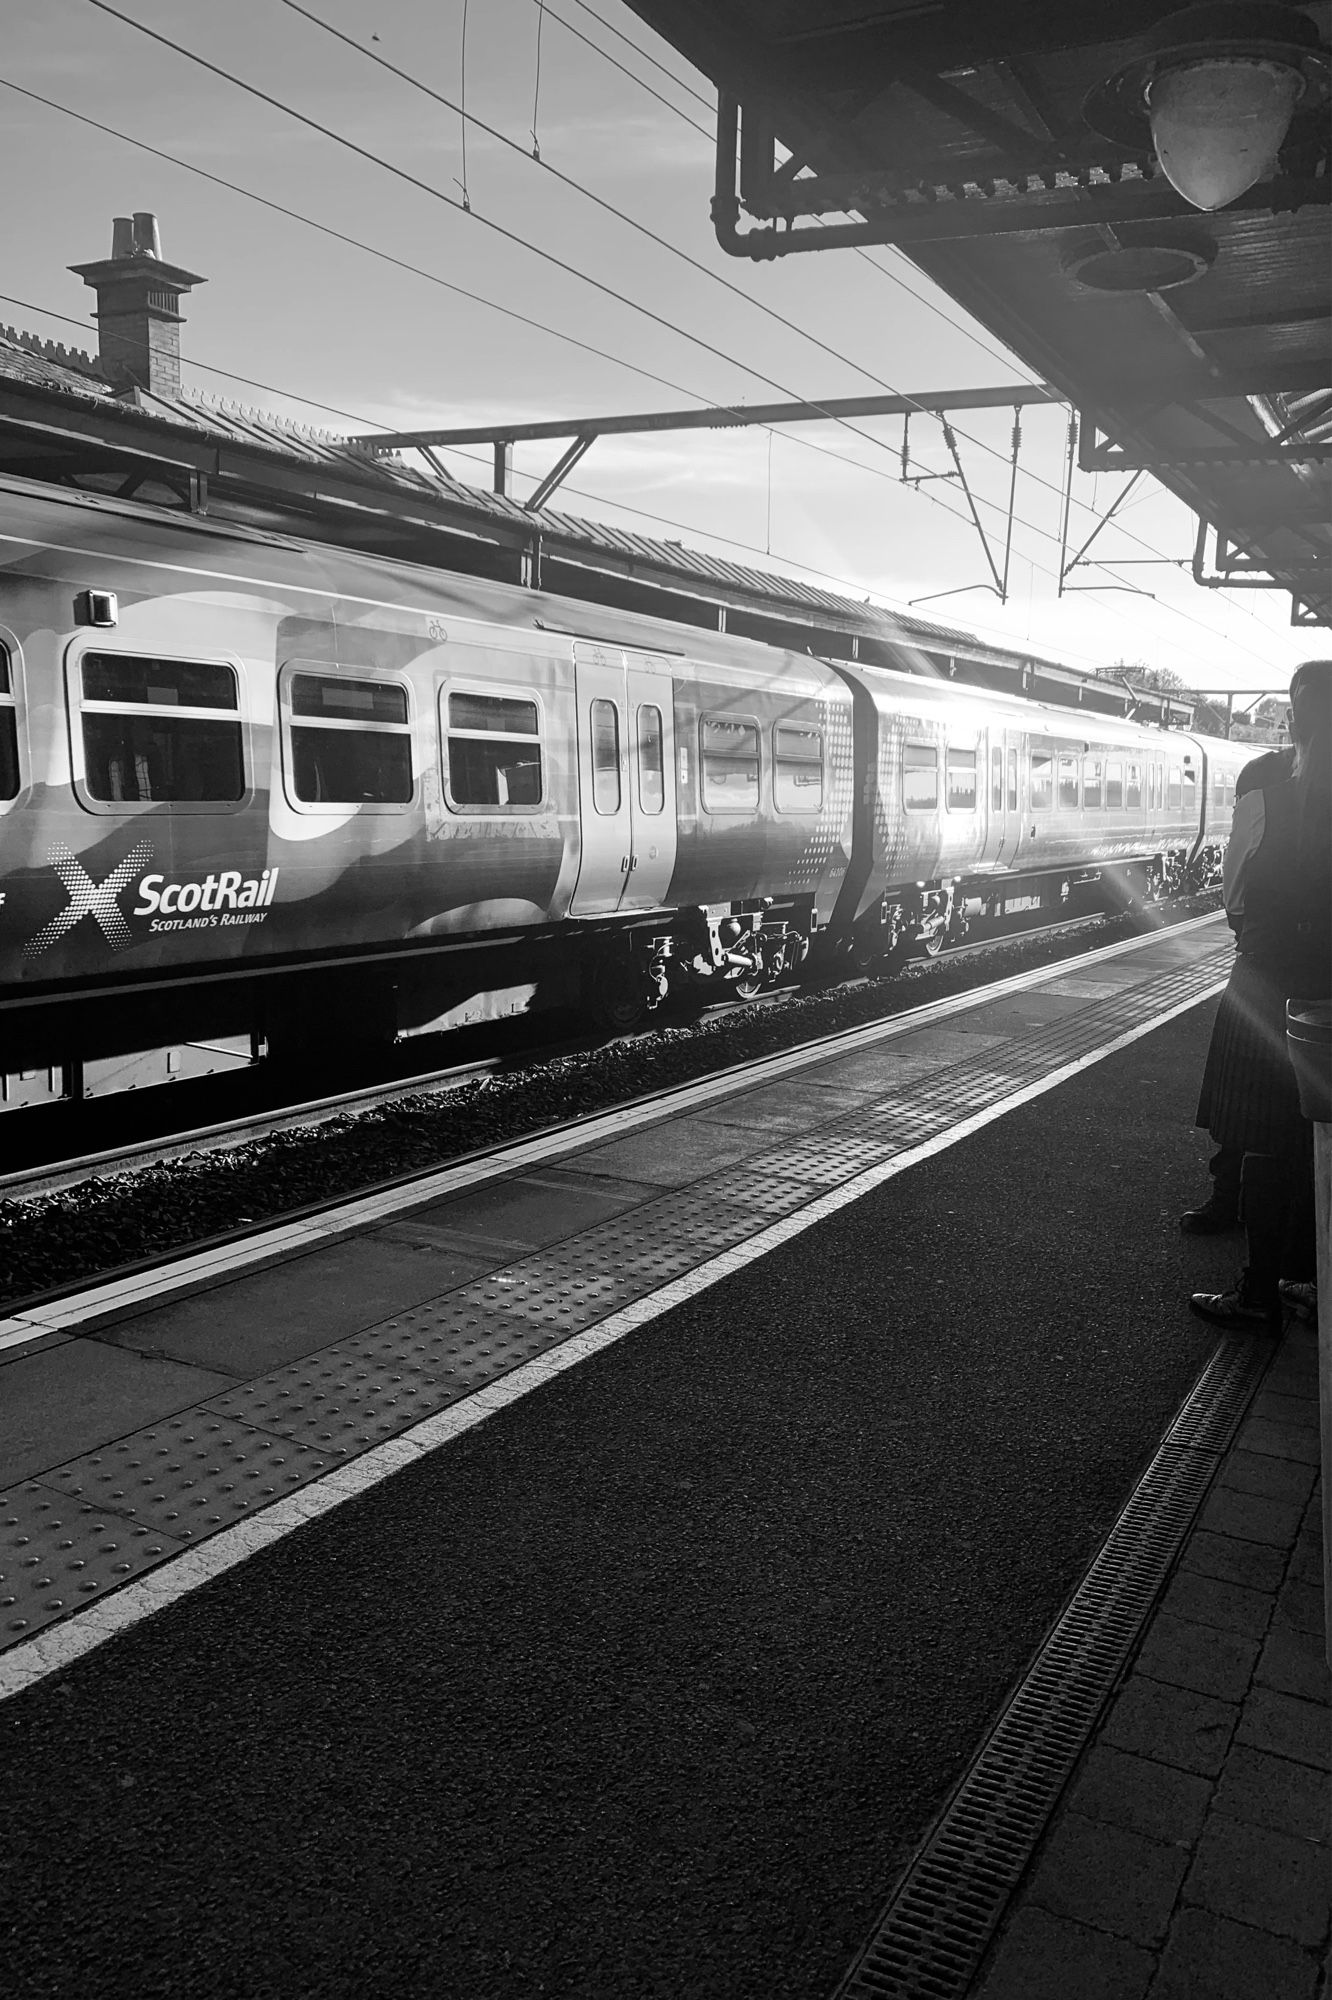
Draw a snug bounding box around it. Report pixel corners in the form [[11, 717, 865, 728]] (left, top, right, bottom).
[[975, 1321, 1329, 2000]]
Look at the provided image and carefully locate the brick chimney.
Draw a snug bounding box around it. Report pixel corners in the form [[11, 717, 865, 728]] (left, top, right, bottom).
[[69, 213, 205, 398]]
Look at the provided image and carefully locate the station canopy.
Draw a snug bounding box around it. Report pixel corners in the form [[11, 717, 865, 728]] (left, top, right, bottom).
[[623, 1, 1332, 626]]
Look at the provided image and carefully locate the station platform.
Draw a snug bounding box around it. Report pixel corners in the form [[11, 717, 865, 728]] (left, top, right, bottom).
[[1, 912, 1326, 1998]]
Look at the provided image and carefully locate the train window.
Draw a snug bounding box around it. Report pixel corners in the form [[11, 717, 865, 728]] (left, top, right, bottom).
[[1126, 763, 1141, 809], [290, 671, 411, 805], [444, 689, 542, 810], [946, 745, 977, 811], [636, 705, 665, 815], [591, 699, 622, 814], [1058, 754, 1079, 810], [80, 652, 243, 804], [774, 722, 822, 813], [1168, 765, 1182, 811], [1083, 758, 1103, 810], [1030, 747, 1053, 810], [1183, 765, 1197, 813], [700, 716, 759, 812], [991, 746, 1003, 812], [1007, 750, 1018, 812], [1106, 760, 1123, 809], [0, 647, 17, 800], [903, 740, 938, 811]]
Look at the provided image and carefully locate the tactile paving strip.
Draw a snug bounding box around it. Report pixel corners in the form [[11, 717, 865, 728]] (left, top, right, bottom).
[[834, 1331, 1270, 2000], [204, 1351, 464, 1457], [44, 1418, 339, 1541], [0, 934, 1234, 1662], [1, 1485, 183, 1643]]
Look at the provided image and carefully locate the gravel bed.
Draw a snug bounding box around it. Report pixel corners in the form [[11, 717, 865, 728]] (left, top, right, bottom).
[[0, 902, 1219, 1309]]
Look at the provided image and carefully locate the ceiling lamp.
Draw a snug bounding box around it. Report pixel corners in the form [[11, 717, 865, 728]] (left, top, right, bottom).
[[1083, 4, 1330, 212]]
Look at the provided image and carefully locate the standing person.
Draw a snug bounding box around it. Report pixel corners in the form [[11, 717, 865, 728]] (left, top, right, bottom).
[[1182, 725, 1295, 1233], [1190, 659, 1332, 1328]]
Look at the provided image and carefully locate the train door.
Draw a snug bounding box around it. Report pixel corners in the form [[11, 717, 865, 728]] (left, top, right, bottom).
[[992, 729, 1019, 868], [570, 644, 677, 915], [571, 642, 630, 915], [621, 652, 677, 911]]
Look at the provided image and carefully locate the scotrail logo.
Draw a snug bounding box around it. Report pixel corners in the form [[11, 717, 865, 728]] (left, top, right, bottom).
[[134, 868, 279, 921], [25, 845, 279, 956], [25, 840, 155, 957]]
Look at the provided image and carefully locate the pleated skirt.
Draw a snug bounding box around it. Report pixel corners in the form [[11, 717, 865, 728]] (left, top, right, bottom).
[[1196, 952, 1313, 1159]]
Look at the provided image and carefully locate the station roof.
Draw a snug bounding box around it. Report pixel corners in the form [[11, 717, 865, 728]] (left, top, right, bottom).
[[622, 1, 1332, 626], [0, 321, 1195, 726]]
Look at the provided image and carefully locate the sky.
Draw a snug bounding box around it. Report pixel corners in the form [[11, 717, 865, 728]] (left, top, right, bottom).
[[2, 0, 1318, 703]]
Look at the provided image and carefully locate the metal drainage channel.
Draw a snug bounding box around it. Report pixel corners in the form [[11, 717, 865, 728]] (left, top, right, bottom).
[[834, 1332, 1273, 2000]]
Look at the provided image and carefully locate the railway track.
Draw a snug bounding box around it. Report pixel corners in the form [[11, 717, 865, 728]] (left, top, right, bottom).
[[0, 904, 1223, 1325], [1, 908, 1130, 1204]]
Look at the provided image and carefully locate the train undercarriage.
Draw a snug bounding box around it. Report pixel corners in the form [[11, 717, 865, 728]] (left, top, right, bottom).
[[2, 841, 1220, 1107]]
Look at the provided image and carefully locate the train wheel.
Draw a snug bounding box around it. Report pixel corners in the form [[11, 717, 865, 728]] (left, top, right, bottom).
[[584, 950, 650, 1034], [921, 926, 945, 957]]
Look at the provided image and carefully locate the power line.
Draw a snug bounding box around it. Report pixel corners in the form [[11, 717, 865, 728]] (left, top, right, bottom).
[[562, 0, 714, 111], [85, 0, 1065, 552], [534, 0, 714, 138], [282, 0, 1048, 475], [49, 16, 1066, 565], [538, 0, 1039, 383], [45, 10, 1297, 661], [0, 78, 712, 410], [0, 288, 1062, 659], [0, 78, 1008, 542], [0, 275, 1284, 684], [264, 1, 1286, 654]]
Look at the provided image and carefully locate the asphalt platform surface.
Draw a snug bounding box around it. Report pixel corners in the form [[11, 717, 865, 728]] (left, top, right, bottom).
[[2, 1001, 1243, 2000]]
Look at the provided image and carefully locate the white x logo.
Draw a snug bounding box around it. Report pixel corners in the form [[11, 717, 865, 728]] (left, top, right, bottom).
[[24, 840, 156, 958]]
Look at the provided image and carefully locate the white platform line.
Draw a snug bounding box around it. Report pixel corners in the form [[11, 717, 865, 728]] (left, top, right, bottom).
[[0, 973, 1224, 1705], [0, 914, 1226, 1350]]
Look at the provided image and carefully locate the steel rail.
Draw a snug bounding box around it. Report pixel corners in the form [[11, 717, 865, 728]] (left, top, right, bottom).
[[0, 911, 1224, 1339], [0, 910, 1120, 1205]]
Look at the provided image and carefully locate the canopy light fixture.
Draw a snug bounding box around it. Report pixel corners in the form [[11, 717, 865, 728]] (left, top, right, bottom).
[[1083, 3, 1329, 211]]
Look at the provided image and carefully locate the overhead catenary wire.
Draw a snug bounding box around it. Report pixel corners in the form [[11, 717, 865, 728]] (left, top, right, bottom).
[[77, 0, 1081, 560], [48, 11, 1071, 570], [0, 286, 1091, 665], [536, 0, 1044, 384], [280, 0, 1052, 475], [0, 80, 1019, 538], [263, 0, 1292, 653], [0, 274, 1282, 685], [19, 10, 1300, 665], [536, 0, 715, 139], [561, 0, 712, 110]]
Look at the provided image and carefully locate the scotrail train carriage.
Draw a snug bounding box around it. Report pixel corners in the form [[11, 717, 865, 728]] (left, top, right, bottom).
[[0, 476, 1249, 1077]]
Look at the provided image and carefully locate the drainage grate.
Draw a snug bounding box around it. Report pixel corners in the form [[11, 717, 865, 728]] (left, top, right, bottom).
[[835, 1333, 1270, 2000], [1163, 1334, 1277, 1452]]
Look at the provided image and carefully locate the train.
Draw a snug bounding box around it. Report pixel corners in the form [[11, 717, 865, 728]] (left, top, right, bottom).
[[0, 474, 1253, 1078]]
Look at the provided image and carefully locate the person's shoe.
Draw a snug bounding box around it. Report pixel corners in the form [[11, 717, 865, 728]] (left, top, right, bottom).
[[1180, 1198, 1241, 1234], [1278, 1280, 1317, 1325], [1189, 1281, 1280, 1332]]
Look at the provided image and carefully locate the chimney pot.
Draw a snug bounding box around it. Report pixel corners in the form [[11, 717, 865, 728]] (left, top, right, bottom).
[[111, 216, 135, 259], [131, 212, 162, 259]]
